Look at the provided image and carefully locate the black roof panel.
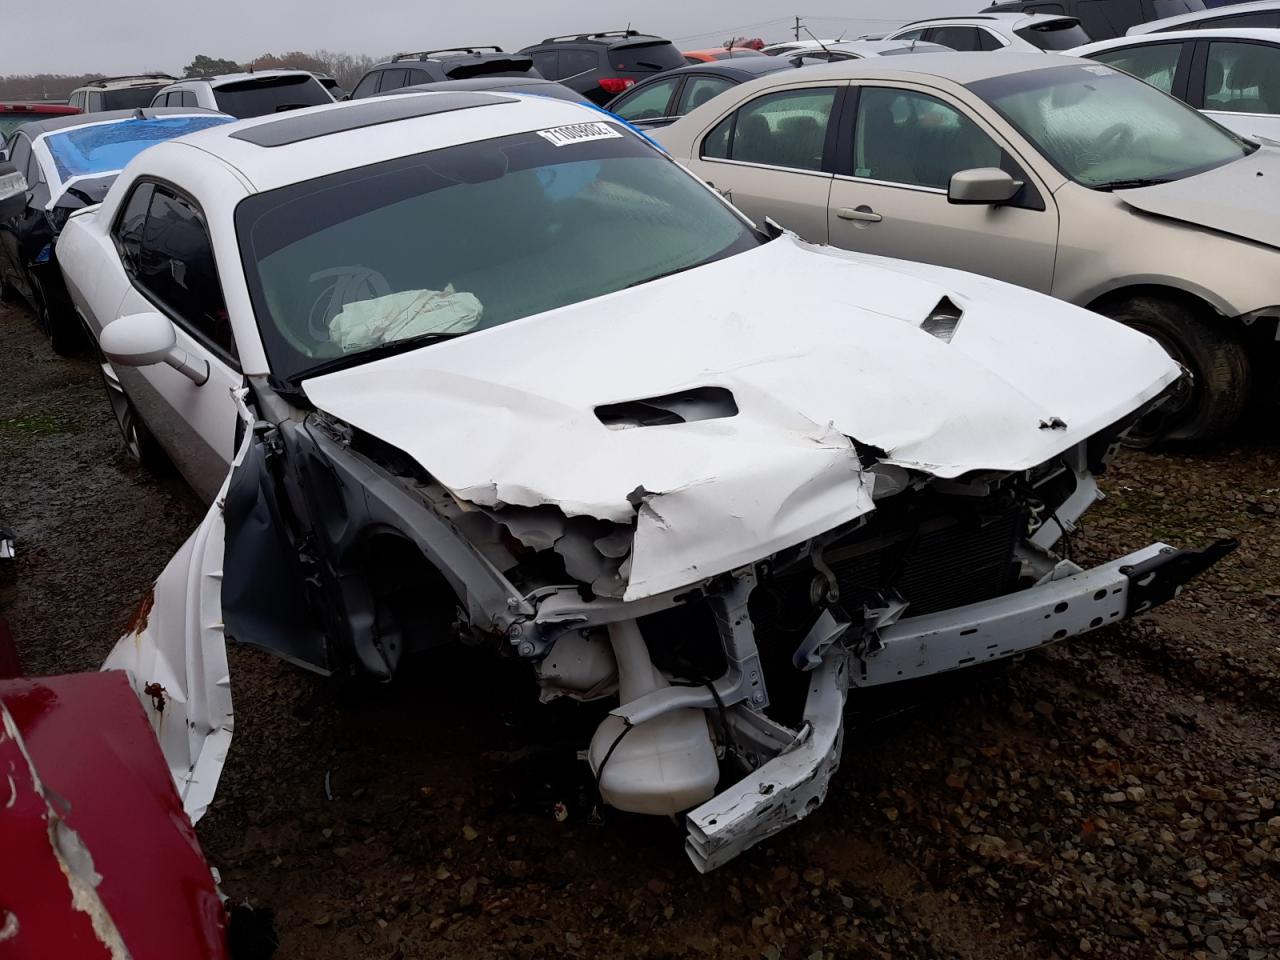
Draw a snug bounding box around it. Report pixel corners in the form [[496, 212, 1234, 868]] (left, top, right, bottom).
[[228, 91, 516, 147]]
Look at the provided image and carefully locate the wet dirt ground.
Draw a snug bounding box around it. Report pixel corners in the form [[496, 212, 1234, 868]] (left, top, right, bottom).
[[2, 299, 1277, 960]]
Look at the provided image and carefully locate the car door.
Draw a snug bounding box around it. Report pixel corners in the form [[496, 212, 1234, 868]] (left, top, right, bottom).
[[827, 84, 1059, 292], [1084, 39, 1193, 98], [684, 84, 844, 242], [0, 133, 41, 301], [1193, 38, 1280, 141], [112, 181, 242, 502]]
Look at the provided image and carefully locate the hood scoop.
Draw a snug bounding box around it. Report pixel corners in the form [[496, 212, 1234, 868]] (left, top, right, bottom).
[[921, 297, 963, 343], [595, 387, 738, 430]]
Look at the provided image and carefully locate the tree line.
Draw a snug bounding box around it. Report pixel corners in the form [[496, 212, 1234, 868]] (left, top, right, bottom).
[[0, 50, 382, 100]]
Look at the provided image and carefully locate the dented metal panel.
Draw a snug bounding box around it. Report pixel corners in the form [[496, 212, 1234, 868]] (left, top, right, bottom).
[[301, 235, 1178, 602]]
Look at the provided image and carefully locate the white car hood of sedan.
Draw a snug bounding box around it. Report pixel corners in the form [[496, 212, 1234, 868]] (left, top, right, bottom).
[[302, 236, 1178, 600], [1116, 146, 1280, 251]]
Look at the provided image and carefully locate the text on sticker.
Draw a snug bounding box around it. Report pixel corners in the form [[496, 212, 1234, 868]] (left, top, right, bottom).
[[537, 122, 624, 147]]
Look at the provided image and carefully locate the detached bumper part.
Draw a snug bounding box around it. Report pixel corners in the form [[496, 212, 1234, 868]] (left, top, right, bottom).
[[683, 540, 1229, 871]]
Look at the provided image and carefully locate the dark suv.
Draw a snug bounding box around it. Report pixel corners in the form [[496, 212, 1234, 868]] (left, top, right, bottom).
[[519, 30, 686, 105], [980, 0, 1205, 38], [349, 48, 539, 99]]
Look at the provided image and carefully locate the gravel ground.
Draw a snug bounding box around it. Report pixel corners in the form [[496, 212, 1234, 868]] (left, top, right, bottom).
[[2, 299, 1277, 960]]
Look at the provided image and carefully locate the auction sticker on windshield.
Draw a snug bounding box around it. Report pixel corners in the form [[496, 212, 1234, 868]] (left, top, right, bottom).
[[537, 122, 623, 147]]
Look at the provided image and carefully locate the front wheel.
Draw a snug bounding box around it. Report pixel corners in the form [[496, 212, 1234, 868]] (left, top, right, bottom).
[[1102, 296, 1251, 445], [28, 272, 81, 356], [94, 344, 170, 473]]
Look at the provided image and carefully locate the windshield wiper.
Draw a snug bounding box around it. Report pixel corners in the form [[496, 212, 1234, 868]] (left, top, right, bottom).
[[295, 331, 467, 382], [1094, 177, 1172, 191]]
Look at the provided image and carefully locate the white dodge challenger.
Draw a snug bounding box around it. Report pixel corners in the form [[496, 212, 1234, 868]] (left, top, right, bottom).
[[56, 91, 1231, 870]]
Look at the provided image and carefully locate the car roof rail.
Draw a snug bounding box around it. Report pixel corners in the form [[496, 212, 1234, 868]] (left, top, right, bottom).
[[538, 29, 643, 43], [392, 46, 505, 61], [84, 73, 178, 87], [898, 14, 1003, 27]]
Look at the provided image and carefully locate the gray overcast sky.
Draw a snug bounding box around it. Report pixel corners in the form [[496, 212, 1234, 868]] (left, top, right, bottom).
[[3, 0, 978, 75]]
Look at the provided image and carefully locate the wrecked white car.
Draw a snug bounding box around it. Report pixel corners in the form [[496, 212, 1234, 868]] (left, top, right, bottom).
[[57, 92, 1232, 870]]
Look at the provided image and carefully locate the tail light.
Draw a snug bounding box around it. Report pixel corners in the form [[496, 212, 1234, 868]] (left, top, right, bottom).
[[598, 77, 635, 95]]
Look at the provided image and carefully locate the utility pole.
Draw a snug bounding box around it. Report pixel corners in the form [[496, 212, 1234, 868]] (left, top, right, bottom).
[[794, 15, 802, 41]]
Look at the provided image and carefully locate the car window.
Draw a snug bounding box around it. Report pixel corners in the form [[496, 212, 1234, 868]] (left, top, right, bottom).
[[972, 62, 1251, 188], [1089, 42, 1183, 93], [892, 29, 927, 41], [1076, 0, 1145, 38], [1205, 41, 1280, 114], [926, 26, 986, 52], [135, 187, 235, 358], [611, 77, 680, 121], [1016, 20, 1092, 50], [560, 50, 599, 79], [529, 50, 560, 79], [351, 72, 380, 99], [1026, 2, 1066, 13], [610, 42, 686, 73], [977, 29, 1004, 52], [181, 91, 198, 107], [853, 87, 1004, 190], [1192, 11, 1280, 29], [678, 75, 735, 114], [235, 128, 762, 382], [376, 69, 409, 93], [213, 75, 331, 117], [8, 135, 33, 186], [102, 87, 161, 110], [113, 181, 156, 273], [407, 68, 433, 86], [88, 93, 103, 112], [701, 87, 837, 171]]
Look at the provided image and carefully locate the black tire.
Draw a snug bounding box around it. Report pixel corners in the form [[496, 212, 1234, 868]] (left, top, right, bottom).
[[92, 341, 170, 473], [1102, 296, 1251, 445], [29, 272, 82, 357]]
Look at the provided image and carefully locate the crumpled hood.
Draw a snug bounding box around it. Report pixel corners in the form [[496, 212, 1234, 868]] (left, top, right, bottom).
[[1116, 147, 1280, 251], [302, 236, 1178, 599]]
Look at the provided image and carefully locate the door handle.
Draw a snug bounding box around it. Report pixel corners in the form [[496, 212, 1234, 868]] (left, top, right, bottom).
[[837, 206, 882, 223]]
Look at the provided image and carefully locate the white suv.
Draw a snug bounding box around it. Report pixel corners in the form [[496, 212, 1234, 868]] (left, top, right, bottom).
[[885, 12, 1092, 51], [68, 75, 176, 112], [149, 70, 332, 118]]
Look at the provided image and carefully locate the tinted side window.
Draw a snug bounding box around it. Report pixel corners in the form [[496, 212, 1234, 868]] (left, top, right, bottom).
[[678, 76, 735, 114], [560, 50, 599, 78], [611, 77, 680, 121], [1205, 41, 1280, 113], [407, 68, 433, 85], [376, 68, 409, 93], [529, 50, 560, 79], [8, 135, 33, 185], [706, 87, 837, 171], [1076, 0, 1144, 38], [853, 87, 1004, 189], [893, 29, 927, 41], [181, 91, 198, 107], [977, 29, 1004, 51], [351, 72, 380, 99], [1195, 12, 1280, 28], [1090, 42, 1183, 93], [927, 27, 985, 52], [113, 181, 155, 273], [136, 189, 234, 357]]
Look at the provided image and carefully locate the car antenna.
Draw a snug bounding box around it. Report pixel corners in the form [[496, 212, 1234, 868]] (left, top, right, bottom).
[[802, 25, 831, 55]]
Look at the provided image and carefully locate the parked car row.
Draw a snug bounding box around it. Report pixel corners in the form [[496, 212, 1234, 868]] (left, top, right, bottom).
[[0, 3, 1271, 874]]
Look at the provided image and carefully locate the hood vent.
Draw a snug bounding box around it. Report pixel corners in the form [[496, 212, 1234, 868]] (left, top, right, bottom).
[[595, 387, 738, 430], [921, 297, 963, 343]]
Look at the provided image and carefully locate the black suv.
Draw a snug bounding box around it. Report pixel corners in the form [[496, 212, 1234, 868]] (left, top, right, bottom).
[[519, 30, 686, 105], [349, 48, 539, 99], [981, 0, 1206, 38]]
